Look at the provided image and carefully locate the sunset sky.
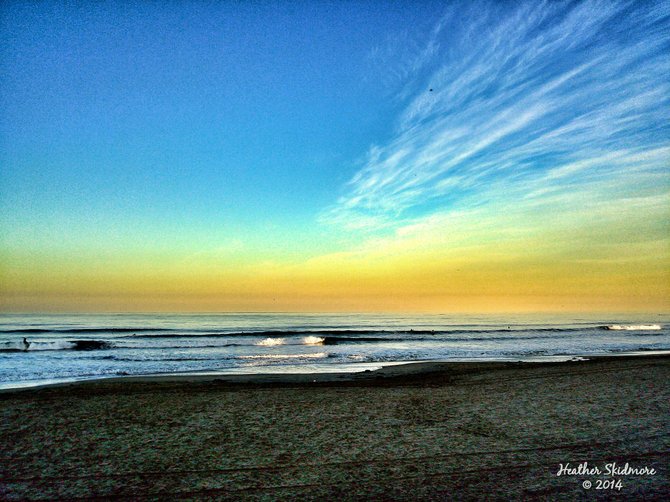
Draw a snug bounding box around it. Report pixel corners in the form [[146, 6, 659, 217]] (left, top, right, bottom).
[[1, 0, 669, 313]]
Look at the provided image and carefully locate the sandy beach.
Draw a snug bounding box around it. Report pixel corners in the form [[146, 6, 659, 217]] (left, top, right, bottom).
[[1, 355, 668, 500]]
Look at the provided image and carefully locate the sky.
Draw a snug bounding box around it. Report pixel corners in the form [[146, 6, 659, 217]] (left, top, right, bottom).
[[1, 0, 669, 313]]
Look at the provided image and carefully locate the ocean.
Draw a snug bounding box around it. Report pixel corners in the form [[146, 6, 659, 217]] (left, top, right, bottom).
[[1, 313, 668, 389]]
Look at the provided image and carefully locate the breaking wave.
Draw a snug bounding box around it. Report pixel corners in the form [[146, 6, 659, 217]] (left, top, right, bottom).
[[605, 324, 662, 331], [0, 340, 111, 352], [255, 338, 286, 346], [256, 336, 325, 346], [303, 336, 325, 345]]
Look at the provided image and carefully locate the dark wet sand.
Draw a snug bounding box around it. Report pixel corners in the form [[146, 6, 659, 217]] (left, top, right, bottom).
[[1, 355, 668, 500]]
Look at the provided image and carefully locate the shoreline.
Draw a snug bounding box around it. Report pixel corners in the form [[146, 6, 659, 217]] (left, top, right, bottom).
[[1, 353, 668, 499], [2, 351, 668, 395]]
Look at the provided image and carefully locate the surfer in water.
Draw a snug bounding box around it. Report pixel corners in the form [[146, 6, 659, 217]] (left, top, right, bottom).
[[22, 337, 30, 351]]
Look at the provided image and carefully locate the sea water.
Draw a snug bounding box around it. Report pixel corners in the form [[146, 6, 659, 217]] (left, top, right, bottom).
[[0, 312, 668, 389]]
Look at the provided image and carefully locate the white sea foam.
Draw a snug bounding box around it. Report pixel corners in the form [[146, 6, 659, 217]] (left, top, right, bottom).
[[303, 336, 325, 345], [32, 341, 77, 351], [607, 324, 662, 331], [0, 340, 76, 351], [240, 352, 328, 360], [256, 338, 286, 346]]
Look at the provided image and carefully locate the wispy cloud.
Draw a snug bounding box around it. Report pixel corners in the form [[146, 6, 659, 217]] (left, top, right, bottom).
[[322, 0, 670, 234], [365, 11, 446, 98]]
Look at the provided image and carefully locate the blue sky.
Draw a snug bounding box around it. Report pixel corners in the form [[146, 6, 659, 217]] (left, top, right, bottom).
[[1, 1, 443, 251], [1, 0, 669, 312]]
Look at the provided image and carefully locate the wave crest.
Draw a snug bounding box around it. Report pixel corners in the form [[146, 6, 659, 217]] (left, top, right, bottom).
[[0, 340, 111, 352], [606, 324, 662, 331], [255, 338, 285, 346], [303, 336, 325, 345]]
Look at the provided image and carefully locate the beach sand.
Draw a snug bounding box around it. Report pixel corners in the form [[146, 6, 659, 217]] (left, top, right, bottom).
[[1, 355, 668, 500]]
